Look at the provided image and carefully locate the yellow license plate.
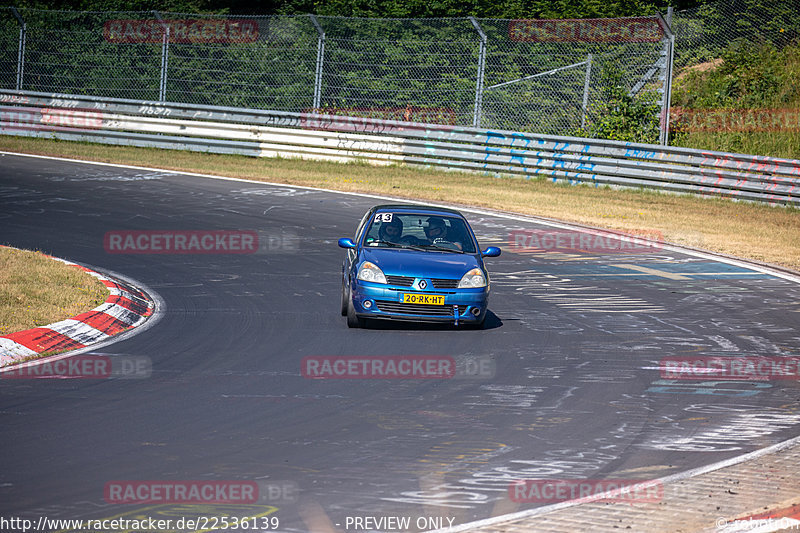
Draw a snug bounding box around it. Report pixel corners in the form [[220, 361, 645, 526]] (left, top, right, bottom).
[[402, 293, 445, 305]]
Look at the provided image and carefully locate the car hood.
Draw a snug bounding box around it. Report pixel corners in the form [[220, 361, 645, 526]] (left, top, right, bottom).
[[360, 247, 481, 279]]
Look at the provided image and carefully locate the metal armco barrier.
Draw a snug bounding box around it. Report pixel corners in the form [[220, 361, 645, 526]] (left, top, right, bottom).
[[1, 89, 798, 205]]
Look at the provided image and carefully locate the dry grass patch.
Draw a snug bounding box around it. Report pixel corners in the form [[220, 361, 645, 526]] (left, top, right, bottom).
[[0, 247, 108, 335], [1, 136, 798, 272]]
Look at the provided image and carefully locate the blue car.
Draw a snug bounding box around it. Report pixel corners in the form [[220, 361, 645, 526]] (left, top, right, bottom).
[[338, 204, 501, 328]]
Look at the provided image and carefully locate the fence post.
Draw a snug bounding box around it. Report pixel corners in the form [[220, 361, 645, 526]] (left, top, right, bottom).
[[469, 16, 487, 128], [309, 15, 325, 111], [10, 7, 26, 91], [153, 11, 169, 102], [581, 53, 592, 130], [662, 7, 675, 146], [658, 7, 674, 146]]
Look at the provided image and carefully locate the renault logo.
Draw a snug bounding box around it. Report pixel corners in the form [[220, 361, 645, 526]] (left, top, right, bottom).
[[418, 279, 427, 289]]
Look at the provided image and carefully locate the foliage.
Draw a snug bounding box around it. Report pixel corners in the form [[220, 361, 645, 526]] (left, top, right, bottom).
[[577, 64, 661, 142], [672, 0, 799, 69], [3, 0, 234, 13], [2, 0, 679, 18], [274, 0, 662, 18], [673, 39, 800, 109], [670, 39, 800, 158]]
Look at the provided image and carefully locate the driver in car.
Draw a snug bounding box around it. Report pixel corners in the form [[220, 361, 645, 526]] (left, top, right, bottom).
[[424, 217, 463, 250], [378, 217, 404, 243]]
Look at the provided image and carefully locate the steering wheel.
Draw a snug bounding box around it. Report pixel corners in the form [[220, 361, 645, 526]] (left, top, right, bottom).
[[399, 235, 424, 245], [431, 237, 461, 251]]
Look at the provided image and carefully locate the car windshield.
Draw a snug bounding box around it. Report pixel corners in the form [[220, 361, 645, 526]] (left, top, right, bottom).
[[362, 212, 477, 254]]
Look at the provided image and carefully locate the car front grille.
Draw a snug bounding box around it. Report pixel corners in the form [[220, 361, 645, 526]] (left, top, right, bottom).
[[385, 275, 415, 287], [384, 275, 459, 289], [431, 278, 459, 289], [375, 300, 468, 316]]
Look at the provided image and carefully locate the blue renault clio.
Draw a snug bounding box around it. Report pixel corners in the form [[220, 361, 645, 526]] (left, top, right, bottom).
[[338, 204, 501, 328]]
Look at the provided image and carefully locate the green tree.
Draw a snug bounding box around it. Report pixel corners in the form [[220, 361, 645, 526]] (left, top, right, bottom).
[[581, 64, 662, 142]]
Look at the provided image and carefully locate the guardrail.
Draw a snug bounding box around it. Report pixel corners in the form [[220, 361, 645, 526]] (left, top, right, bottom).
[[1, 89, 798, 205]]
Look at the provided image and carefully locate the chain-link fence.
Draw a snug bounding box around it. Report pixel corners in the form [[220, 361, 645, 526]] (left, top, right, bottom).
[[668, 0, 799, 155], [0, 7, 672, 140], [672, 0, 799, 70], [0, 8, 21, 91]]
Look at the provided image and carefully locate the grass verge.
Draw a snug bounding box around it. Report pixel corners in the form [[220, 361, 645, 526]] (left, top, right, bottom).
[[1, 135, 799, 273], [0, 246, 108, 336]]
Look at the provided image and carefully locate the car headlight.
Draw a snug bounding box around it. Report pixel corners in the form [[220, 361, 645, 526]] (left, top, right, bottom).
[[458, 268, 487, 288], [357, 261, 387, 284]]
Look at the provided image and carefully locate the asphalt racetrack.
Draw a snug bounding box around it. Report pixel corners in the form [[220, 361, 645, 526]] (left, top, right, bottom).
[[1, 152, 799, 532]]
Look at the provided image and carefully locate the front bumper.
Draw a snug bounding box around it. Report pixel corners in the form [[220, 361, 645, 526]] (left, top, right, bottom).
[[351, 282, 488, 323]]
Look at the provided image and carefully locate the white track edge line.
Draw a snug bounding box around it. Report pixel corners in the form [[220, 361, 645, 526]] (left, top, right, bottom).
[[427, 433, 800, 533]]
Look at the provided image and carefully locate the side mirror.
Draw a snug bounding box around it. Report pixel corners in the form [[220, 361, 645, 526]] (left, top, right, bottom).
[[338, 238, 356, 249], [481, 246, 501, 257]]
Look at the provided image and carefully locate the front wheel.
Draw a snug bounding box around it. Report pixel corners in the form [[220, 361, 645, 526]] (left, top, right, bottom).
[[346, 298, 365, 328], [340, 283, 349, 316], [464, 312, 486, 330]]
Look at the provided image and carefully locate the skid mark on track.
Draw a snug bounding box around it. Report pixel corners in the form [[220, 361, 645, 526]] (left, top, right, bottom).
[[636, 404, 800, 452], [491, 270, 665, 313]]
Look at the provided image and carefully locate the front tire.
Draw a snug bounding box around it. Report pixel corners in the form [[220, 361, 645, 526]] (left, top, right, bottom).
[[465, 312, 486, 330], [346, 298, 365, 328], [341, 283, 349, 316]]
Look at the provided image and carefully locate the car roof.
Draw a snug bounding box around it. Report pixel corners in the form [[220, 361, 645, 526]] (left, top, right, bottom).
[[371, 204, 465, 217]]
